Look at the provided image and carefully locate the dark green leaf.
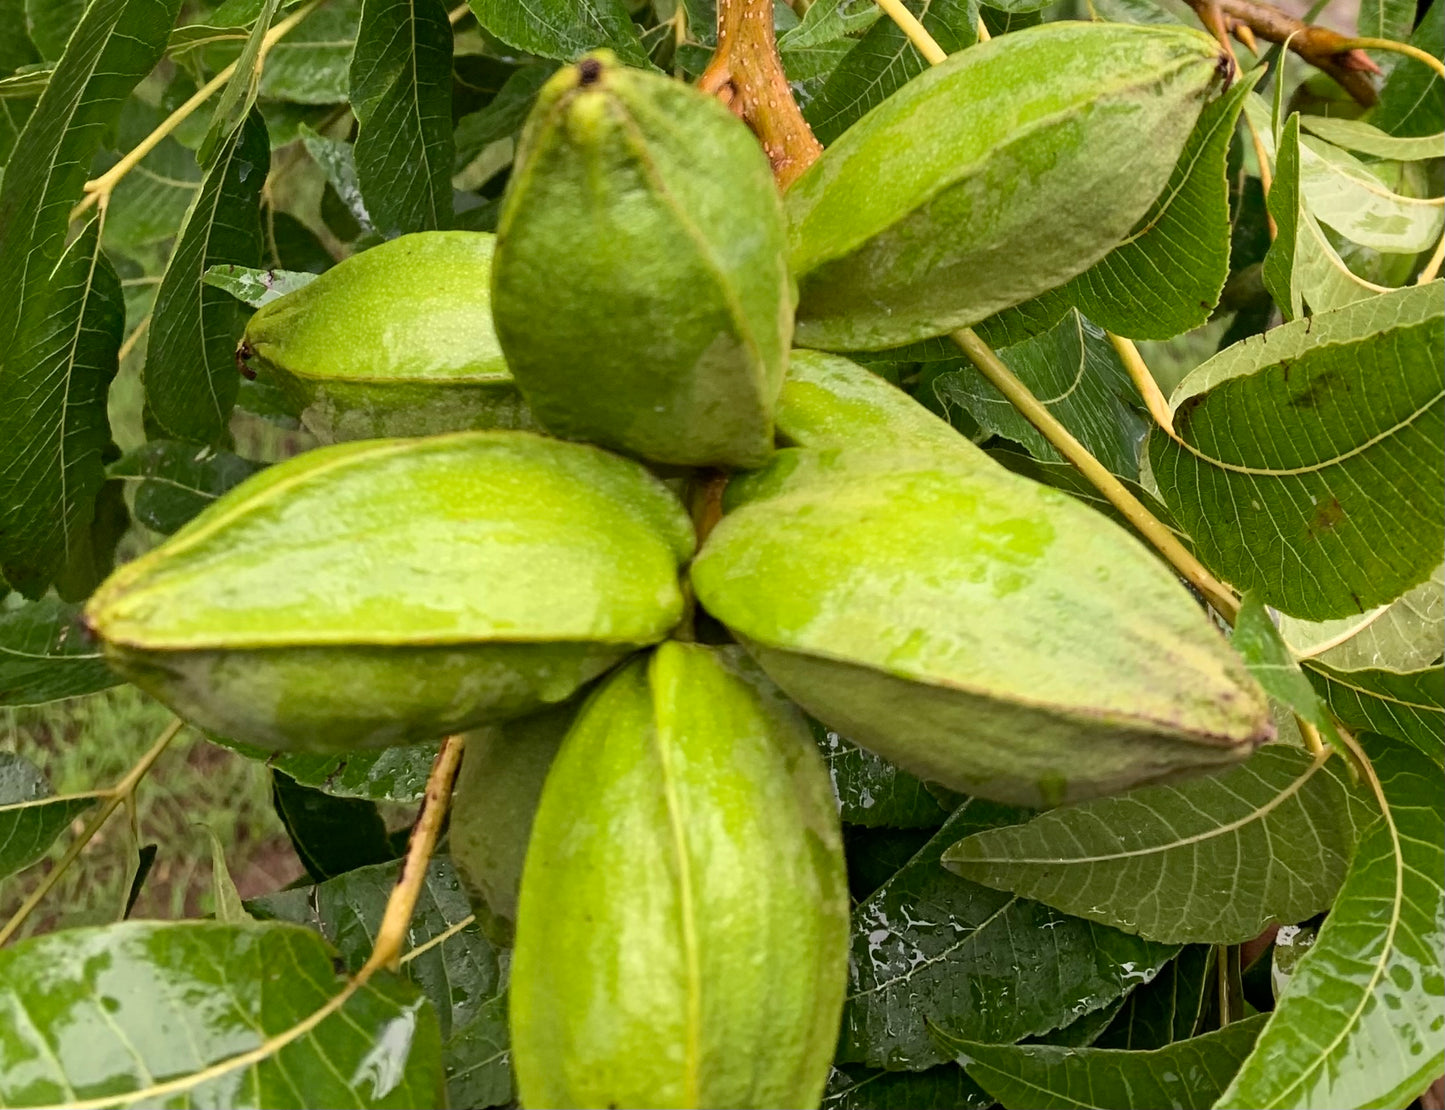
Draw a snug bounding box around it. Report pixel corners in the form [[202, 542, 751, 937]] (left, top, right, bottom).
[[844, 825, 937, 903], [0, 920, 445, 1106], [1375, 0, 1443, 136], [942, 745, 1373, 945], [932, 310, 1146, 480], [145, 110, 269, 445], [780, 38, 855, 111], [1357, 0, 1417, 66], [103, 102, 202, 253], [1218, 733, 1445, 1109], [109, 440, 265, 534], [213, 736, 441, 802], [0, 217, 124, 598], [1307, 661, 1444, 764], [815, 719, 956, 828], [0, 0, 40, 75], [0, 751, 96, 879], [250, 855, 512, 1107], [0, 0, 177, 597], [943, 1014, 1268, 1110], [198, 0, 279, 165], [1096, 945, 1214, 1050], [841, 800, 1177, 1069], [1232, 593, 1344, 750], [349, 0, 454, 236], [823, 1063, 991, 1110], [23, 0, 86, 60], [453, 63, 555, 173], [271, 770, 395, 881], [779, 0, 883, 50], [257, 0, 359, 103], [466, 0, 649, 66], [204, 262, 318, 307], [804, 0, 977, 146], [1149, 281, 1445, 620], [0, 596, 119, 706]]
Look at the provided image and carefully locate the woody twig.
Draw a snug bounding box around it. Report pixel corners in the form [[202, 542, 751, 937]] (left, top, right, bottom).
[[698, 0, 823, 187]]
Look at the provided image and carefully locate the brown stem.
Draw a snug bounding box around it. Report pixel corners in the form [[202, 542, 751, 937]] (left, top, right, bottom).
[[1185, 0, 1381, 105], [698, 0, 823, 187]]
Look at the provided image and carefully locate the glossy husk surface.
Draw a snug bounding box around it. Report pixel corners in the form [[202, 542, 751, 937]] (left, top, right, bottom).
[[786, 22, 1224, 350], [240, 231, 534, 441], [693, 448, 1271, 806], [510, 643, 848, 1109], [86, 432, 694, 751], [492, 53, 793, 467]]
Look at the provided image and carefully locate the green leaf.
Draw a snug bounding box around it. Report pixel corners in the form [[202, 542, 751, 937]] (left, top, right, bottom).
[[198, 0, 279, 166], [102, 132, 201, 253], [1149, 281, 1445, 620], [204, 262, 318, 307], [0, 65, 50, 98], [992, 72, 1259, 343], [212, 737, 441, 802], [1298, 135, 1443, 255], [1217, 732, 1445, 1109], [145, 110, 269, 445], [453, 63, 555, 173], [201, 823, 252, 923], [301, 124, 372, 232], [942, 745, 1373, 945], [0, 596, 120, 706], [932, 309, 1147, 480], [1232, 592, 1344, 750], [0, 920, 445, 1107], [23, 0, 86, 60], [110, 440, 266, 534], [271, 770, 395, 881], [1280, 564, 1444, 672], [1376, 0, 1443, 138], [0, 0, 176, 596], [250, 856, 512, 1108], [803, 0, 977, 146], [257, 0, 358, 103], [0, 217, 124, 598], [1358, 0, 1421, 73], [841, 800, 1178, 1069], [1306, 661, 1444, 764], [943, 1014, 1268, 1110], [1095, 945, 1214, 1050], [465, 0, 649, 66], [1263, 114, 1390, 318], [814, 719, 957, 828], [779, 0, 883, 50], [0, 751, 96, 879], [349, 0, 454, 236], [1, 0, 41, 75], [1299, 114, 1445, 162], [823, 1064, 991, 1110]]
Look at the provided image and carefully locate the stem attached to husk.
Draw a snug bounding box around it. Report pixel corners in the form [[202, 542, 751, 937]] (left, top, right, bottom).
[[0, 717, 187, 947], [362, 733, 467, 973], [699, 0, 823, 187]]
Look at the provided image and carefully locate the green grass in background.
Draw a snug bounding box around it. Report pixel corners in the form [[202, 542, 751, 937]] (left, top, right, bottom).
[[1, 687, 297, 942]]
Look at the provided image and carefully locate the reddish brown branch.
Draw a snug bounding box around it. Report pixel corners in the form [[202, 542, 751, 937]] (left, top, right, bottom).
[[698, 0, 823, 187], [1187, 0, 1382, 105]]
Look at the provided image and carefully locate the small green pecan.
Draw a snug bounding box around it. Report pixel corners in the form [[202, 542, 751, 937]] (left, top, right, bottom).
[[239, 231, 535, 442], [85, 432, 694, 752], [492, 52, 794, 468], [786, 22, 1227, 350], [511, 643, 848, 1110], [693, 447, 1272, 807]]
